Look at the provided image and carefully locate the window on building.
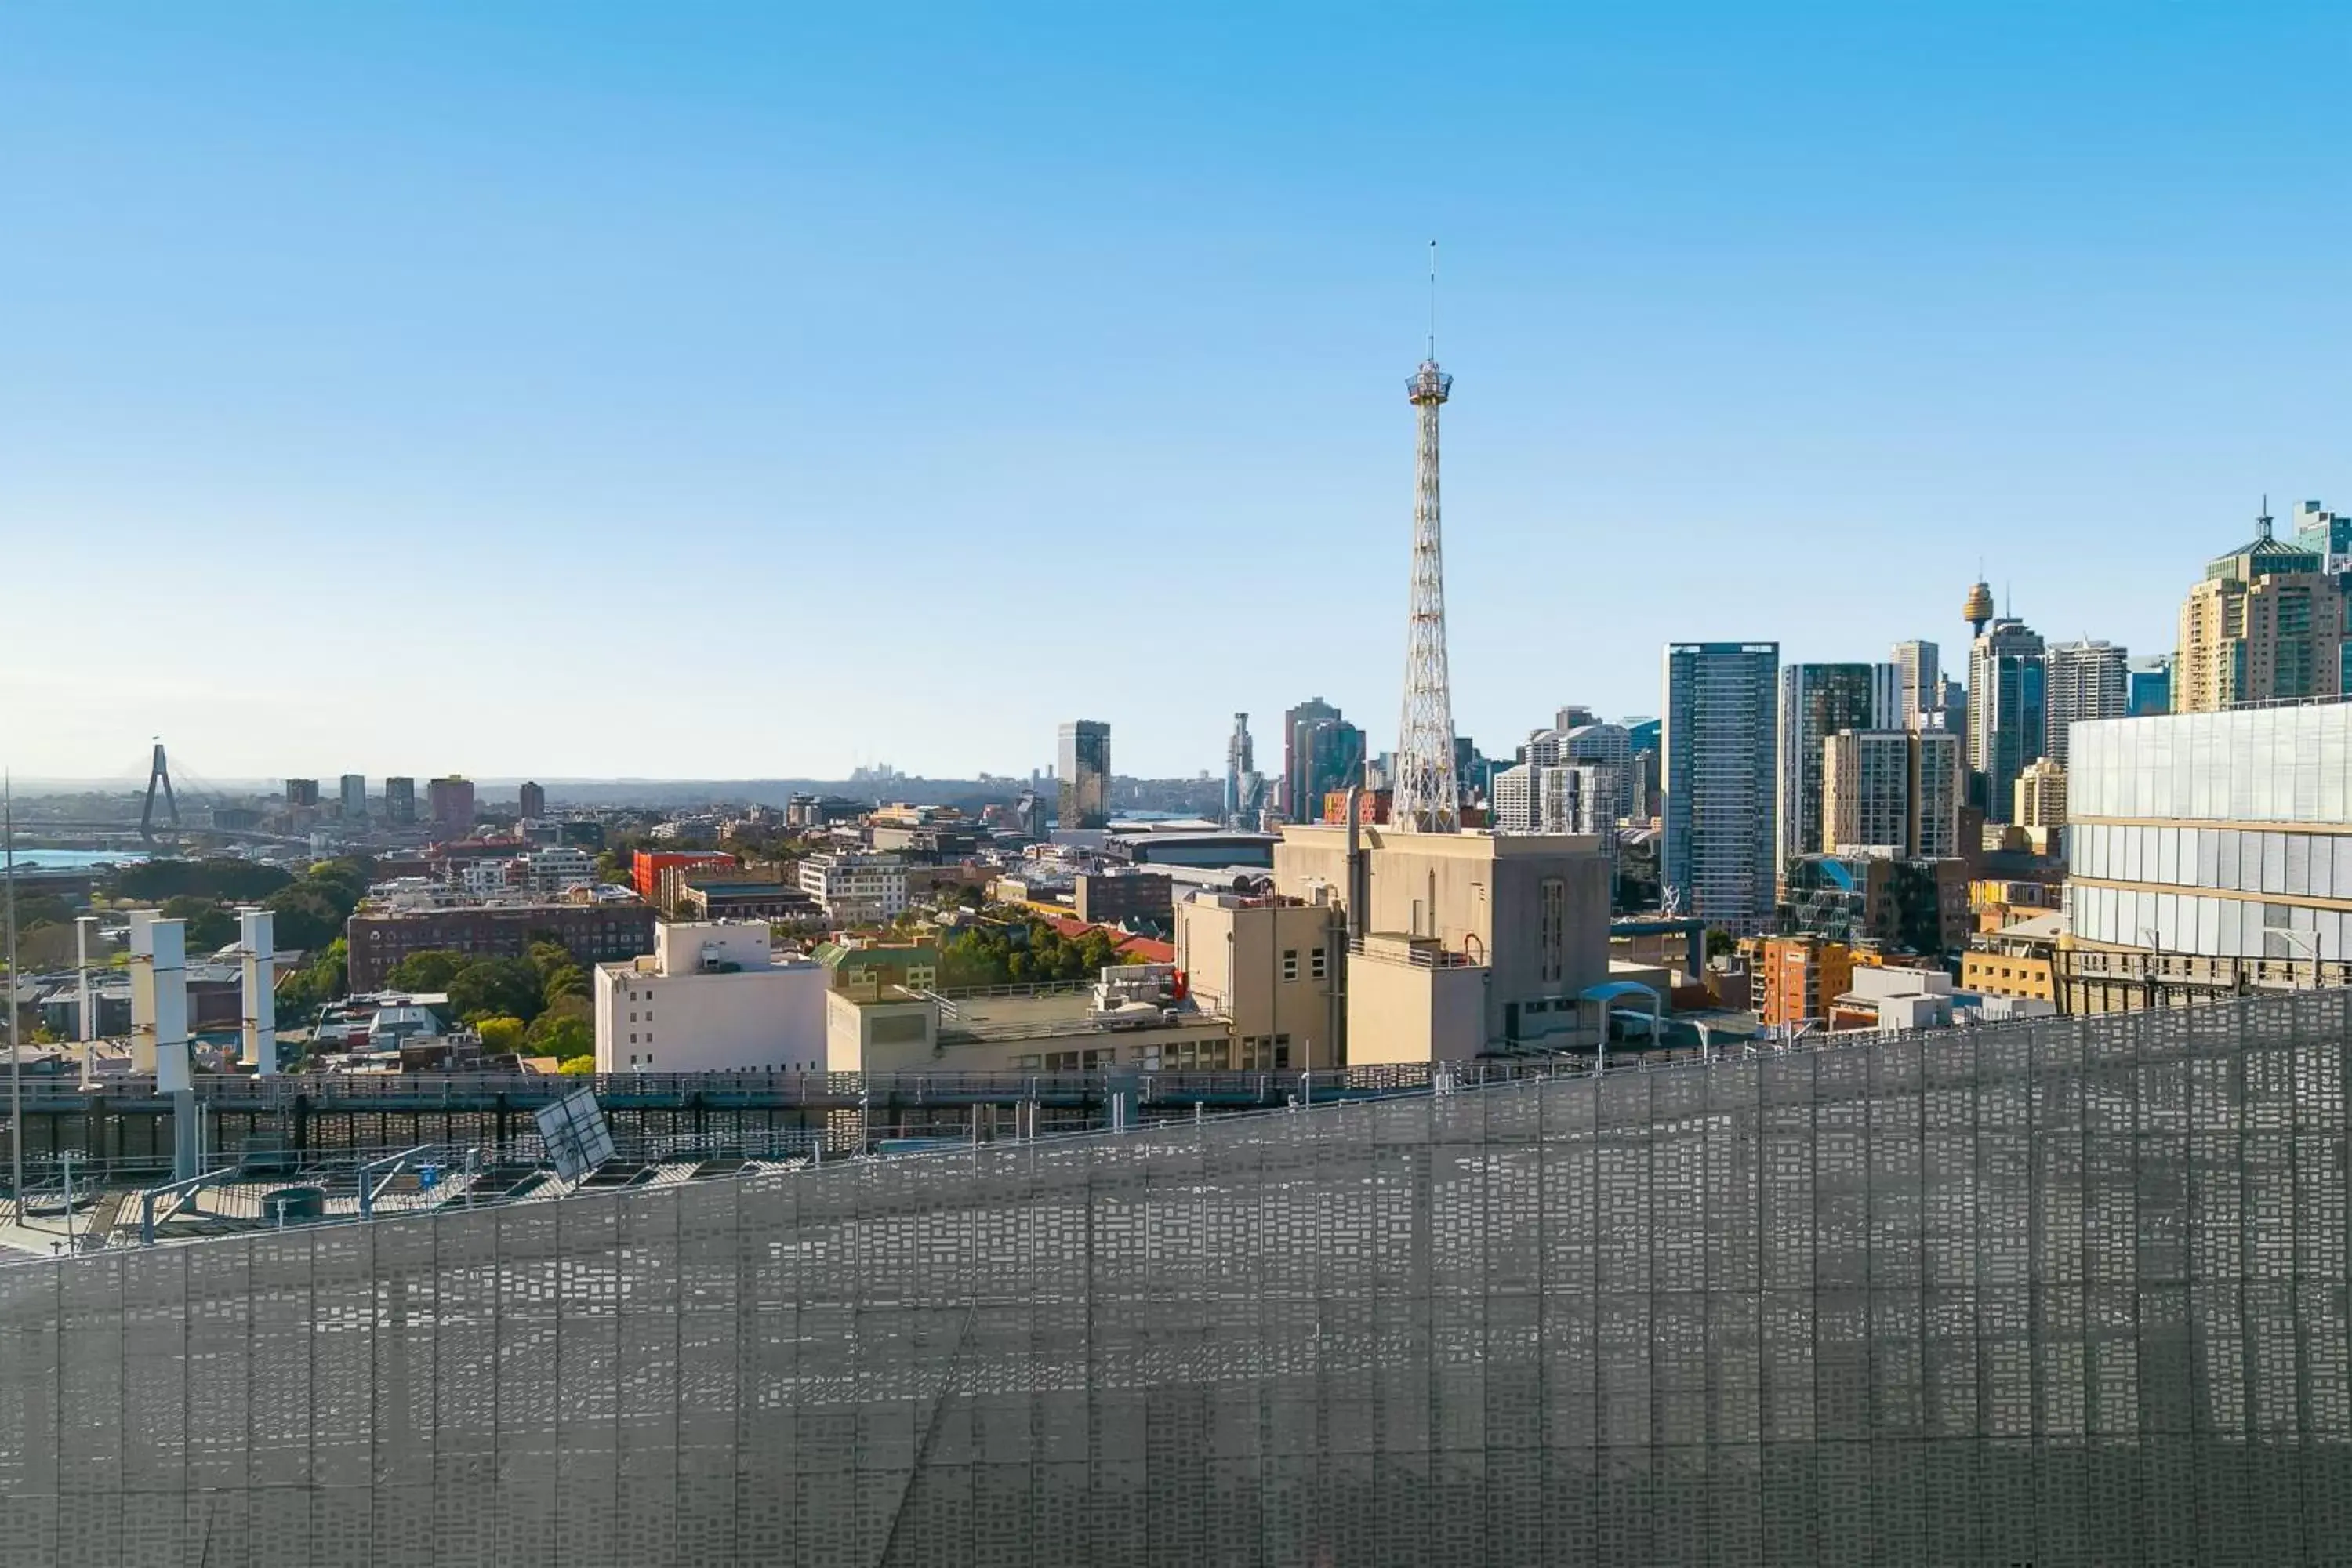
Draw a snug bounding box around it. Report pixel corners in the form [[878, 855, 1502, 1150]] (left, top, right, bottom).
[[1540, 877, 1566, 983], [1282, 949, 1299, 982], [1274, 1034, 1292, 1069], [1309, 946, 1327, 980]]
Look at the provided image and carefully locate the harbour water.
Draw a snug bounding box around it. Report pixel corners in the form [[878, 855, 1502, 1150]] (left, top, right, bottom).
[[1, 845, 147, 869]]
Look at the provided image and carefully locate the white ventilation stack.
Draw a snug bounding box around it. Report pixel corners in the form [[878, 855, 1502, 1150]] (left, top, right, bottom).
[[129, 912, 190, 1087], [129, 912, 199, 1178], [74, 915, 100, 1086], [240, 908, 278, 1076], [74, 915, 99, 1040]]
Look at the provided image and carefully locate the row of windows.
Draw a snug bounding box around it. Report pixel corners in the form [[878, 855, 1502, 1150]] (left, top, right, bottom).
[[1015, 1036, 1294, 1072], [1278, 948, 1330, 982], [2071, 881, 2345, 960], [2072, 710, 2352, 822], [2074, 822, 2352, 899]]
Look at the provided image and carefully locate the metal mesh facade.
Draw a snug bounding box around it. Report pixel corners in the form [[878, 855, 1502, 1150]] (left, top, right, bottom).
[[5, 990, 2352, 1565]]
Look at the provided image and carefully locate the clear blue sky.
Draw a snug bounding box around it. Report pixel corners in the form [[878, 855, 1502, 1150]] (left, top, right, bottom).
[[4, 2, 2345, 784]]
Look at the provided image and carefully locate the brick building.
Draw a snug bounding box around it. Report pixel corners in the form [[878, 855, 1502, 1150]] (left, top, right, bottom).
[[347, 901, 657, 992]]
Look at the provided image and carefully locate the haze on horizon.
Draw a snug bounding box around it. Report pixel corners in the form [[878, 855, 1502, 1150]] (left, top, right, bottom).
[[2, 2, 2344, 782]]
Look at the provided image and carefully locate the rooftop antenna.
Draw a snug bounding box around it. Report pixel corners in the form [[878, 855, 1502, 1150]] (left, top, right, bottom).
[[1426, 239, 1438, 361]]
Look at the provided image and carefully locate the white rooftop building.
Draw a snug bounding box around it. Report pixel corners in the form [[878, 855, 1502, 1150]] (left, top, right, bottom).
[[593, 920, 829, 1074], [799, 852, 909, 925]]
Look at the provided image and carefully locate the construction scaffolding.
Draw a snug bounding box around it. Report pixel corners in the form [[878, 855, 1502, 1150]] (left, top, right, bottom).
[[2, 989, 2350, 1565]]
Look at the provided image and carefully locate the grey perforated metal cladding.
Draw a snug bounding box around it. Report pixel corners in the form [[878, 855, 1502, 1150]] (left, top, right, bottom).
[[3, 990, 2350, 1565]]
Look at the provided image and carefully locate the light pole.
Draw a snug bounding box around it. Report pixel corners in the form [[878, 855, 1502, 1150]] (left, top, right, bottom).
[[2275, 927, 2320, 990]]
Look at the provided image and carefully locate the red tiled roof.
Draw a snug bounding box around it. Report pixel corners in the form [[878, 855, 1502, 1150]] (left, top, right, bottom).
[[1040, 915, 1173, 966]]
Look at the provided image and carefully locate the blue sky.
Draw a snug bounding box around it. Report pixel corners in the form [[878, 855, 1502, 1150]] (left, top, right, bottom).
[[3, 2, 2345, 783]]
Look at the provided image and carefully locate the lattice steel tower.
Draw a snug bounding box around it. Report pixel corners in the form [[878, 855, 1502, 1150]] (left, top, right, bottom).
[[1391, 244, 1461, 833]]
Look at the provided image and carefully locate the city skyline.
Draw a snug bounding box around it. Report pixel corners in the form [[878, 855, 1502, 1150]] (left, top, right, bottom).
[[2, 5, 2346, 779]]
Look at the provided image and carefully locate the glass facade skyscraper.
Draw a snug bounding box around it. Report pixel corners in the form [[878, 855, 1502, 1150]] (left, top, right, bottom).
[[1775, 663, 1885, 885], [1056, 720, 1110, 829], [1662, 641, 1779, 930], [1967, 618, 2046, 822]]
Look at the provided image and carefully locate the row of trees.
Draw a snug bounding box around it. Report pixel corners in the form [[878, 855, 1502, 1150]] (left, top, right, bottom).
[[94, 856, 373, 957], [385, 939, 593, 1063], [936, 917, 1134, 989], [111, 858, 292, 904]]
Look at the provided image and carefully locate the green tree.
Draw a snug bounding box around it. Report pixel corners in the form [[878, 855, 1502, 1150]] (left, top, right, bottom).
[[276, 938, 348, 1019], [261, 884, 343, 951], [542, 965, 588, 1008], [13, 892, 78, 931], [526, 940, 590, 1006], [557, 1054, 597, 1076], [111, 858, 291, 904], [526, 1006, 591, 1060], [475, 1015, 528, 1054], [301, 858, 372, 920], [1704, 927, 1737, 961], [385, 949, 467, 992], [159, 896, 238, 953], [446, 957, 545, 1024]]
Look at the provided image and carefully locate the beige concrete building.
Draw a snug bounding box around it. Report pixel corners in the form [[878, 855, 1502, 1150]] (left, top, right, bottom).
[[1272, 824, 1613, 1061], [1172, 892, 1346, 1071], [2176, 516, 2344, 712], [1821, 728, 1966, 861], [825, 964, 1232, 1075], [1821, 730, 1910, 855], [2013, 756, 2067, 830]]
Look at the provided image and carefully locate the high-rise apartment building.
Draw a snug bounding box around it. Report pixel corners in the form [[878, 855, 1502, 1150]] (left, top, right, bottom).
[[2176, 510, 2344, 712], [2290, 497, 2349, 569], [1562, 723, 1633, 818], [1489, 764, 1542, 834], [285, 779, 320, 810], [337, 775, 366, 819], [1663, 642, 1779, 931], [1820, 731, 1911, 855], [1892, 640, 1940, 720], [1222, 714, 1253, 827], [426, 776, 476, 838], [1776, 663, 1885, 888], [1056, 720, 1111, 830], [383, 776, 416, 825], [1563, 763, 1621, 838], [1819, 728, 1964, 860], [1967, 617, 2046, 822], [2127, 655, 2172, 717], [518, 780, 546, 820], [1911, 729, 1964, 859], [1287, 711, 1364, 822], [1492, 760, 1613, 838], [2041, 639, 2129, 767], [1282, 699, 1342, 818], [2014, 757, 2067, 829]]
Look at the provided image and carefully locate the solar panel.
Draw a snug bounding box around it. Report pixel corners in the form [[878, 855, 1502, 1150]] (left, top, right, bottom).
[[532, 1084, 615, 1180]]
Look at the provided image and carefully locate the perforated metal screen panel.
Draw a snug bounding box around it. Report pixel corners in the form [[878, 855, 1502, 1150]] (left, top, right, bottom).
[[4, 992, 2352, 1565]]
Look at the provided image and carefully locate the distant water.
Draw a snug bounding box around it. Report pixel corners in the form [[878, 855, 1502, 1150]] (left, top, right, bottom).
[[4, 847, 147, 869]]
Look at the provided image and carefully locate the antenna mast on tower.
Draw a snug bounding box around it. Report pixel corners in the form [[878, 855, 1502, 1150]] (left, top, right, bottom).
[[1392, 241, 1462, 833]]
